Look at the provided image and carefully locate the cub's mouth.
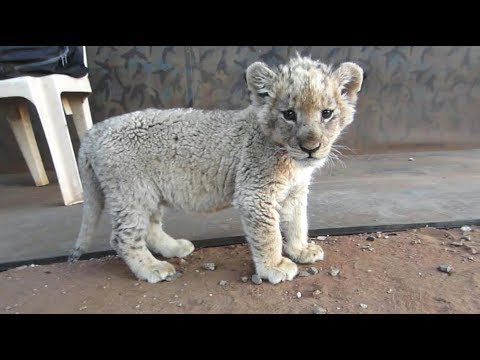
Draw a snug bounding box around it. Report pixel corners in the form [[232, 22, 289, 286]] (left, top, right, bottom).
[[282, 144, 330, 164], [298, 156, 325, 163], [298, 146, 330, 161]]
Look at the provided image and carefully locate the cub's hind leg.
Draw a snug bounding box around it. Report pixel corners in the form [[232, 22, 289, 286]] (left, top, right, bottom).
[[145, 207, 195, 258], [110, 205, 176, 283]]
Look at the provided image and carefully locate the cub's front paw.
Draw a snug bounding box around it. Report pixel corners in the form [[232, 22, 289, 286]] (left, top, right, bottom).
[[256, 257, 298, 284], [159, 239, 195, 258], [135, 261, 177, 283], [285, 242, 324, 264]]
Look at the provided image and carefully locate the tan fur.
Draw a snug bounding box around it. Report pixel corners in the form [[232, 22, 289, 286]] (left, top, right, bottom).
[[70, 54, 363, 284]]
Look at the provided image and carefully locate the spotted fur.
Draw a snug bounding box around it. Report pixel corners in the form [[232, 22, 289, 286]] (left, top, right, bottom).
[[69, 55, 363, 284]]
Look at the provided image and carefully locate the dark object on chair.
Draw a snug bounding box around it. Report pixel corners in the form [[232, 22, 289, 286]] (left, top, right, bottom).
[[0, 46, 88, 80]]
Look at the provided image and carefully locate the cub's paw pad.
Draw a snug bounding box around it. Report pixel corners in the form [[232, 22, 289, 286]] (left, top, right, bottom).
[[286, 243, 324, 264], [172, 239, 195, 258], [257, 257, 298, 284], [137, 261, 176, 283]]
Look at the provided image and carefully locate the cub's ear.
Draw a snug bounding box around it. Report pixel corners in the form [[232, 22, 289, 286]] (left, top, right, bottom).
[[333, 62, 364, 101], [245, 62, 276, 104]]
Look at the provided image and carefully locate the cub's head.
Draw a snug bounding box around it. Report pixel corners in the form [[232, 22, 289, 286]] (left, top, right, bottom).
[[246, 55, 363, 165]]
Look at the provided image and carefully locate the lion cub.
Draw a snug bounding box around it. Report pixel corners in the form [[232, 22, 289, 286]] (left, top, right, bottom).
[[69, 54, 363, 284]]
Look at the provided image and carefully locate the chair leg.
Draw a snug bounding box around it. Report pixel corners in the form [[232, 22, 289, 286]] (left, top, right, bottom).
[[6, 101, 49, 186], [32, 92, 83, 206], [67, 94, 93, 139]]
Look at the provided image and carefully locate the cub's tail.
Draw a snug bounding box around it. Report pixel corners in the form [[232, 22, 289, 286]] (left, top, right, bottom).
[[68, 149, 104, 262]]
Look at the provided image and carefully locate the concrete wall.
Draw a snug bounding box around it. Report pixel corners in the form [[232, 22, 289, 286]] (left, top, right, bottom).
[[1, 46, 480, 173]]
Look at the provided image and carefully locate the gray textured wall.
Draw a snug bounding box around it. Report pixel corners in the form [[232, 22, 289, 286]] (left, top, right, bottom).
[[1, 46, 480, 174]]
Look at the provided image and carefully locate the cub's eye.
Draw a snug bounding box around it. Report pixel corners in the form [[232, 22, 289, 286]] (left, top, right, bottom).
[[321, 109, 333, 120], [282, 109, 297, 122]]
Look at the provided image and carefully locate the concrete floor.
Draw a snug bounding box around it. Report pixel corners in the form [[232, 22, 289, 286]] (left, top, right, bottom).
[[1, 149, 479, 266]]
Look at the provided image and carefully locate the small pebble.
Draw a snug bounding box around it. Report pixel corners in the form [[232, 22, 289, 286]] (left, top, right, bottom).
[[316, 236, 327, 241], [313, 306, 327, 314], [438, 264, 452, 273], [471, 248, 478, 255], [135, 305, 140, 309], [251, 274, 262, 285], [298, 271, 310, 277], [360, 303, 368, 309], [208, 293, 213, 297], [202, 262, 216, 271], [452, 241, 464, 247], [367, 269, 372, 273], [174, 294, 179, 298], [177, 303, 182, 307], [296, 291, 302, 299], [134, 282, 140, 287], [387, 289, 393, 294], [330, 268, 340, 277], [179, 259, 187, 265], [79, 306, 88, 311], [306, 267, 319, 275], [461, 225, 472, 232], [44, 285, 48, 288], [375, 232, 382, 238], [384, 235, 389, 239], [219, 280, 228, 286], [240, 276, 249, 283], [408, 157, 414, 161], [460, 235, 471, 241], [312, 289, 322, 298], [143, 294, 147, 298], [29, 264, 36, 268]]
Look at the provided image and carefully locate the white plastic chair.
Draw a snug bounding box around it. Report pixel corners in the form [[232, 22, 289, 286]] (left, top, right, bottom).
[[0, 46, 93, 205]]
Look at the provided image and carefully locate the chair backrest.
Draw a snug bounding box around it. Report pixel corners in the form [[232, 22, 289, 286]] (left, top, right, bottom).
[[82, 46, 88, 68]]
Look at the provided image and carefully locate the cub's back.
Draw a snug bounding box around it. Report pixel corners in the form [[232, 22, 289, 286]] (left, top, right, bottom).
[[80, 107, 250, 179]]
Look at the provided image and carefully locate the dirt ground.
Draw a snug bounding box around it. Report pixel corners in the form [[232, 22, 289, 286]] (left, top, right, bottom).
[[1, 226, 479, 314]]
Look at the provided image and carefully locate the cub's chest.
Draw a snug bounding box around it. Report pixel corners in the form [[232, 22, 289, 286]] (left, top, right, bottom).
[[276, 166, 315, 204]]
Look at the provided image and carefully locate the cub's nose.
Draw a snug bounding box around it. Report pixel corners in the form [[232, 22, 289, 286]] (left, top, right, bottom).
[[299, 143, 321, 155]]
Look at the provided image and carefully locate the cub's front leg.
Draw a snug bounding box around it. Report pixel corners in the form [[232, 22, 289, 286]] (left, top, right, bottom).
[[280, 185, 324, 263], [237, 192, 298, 284]]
